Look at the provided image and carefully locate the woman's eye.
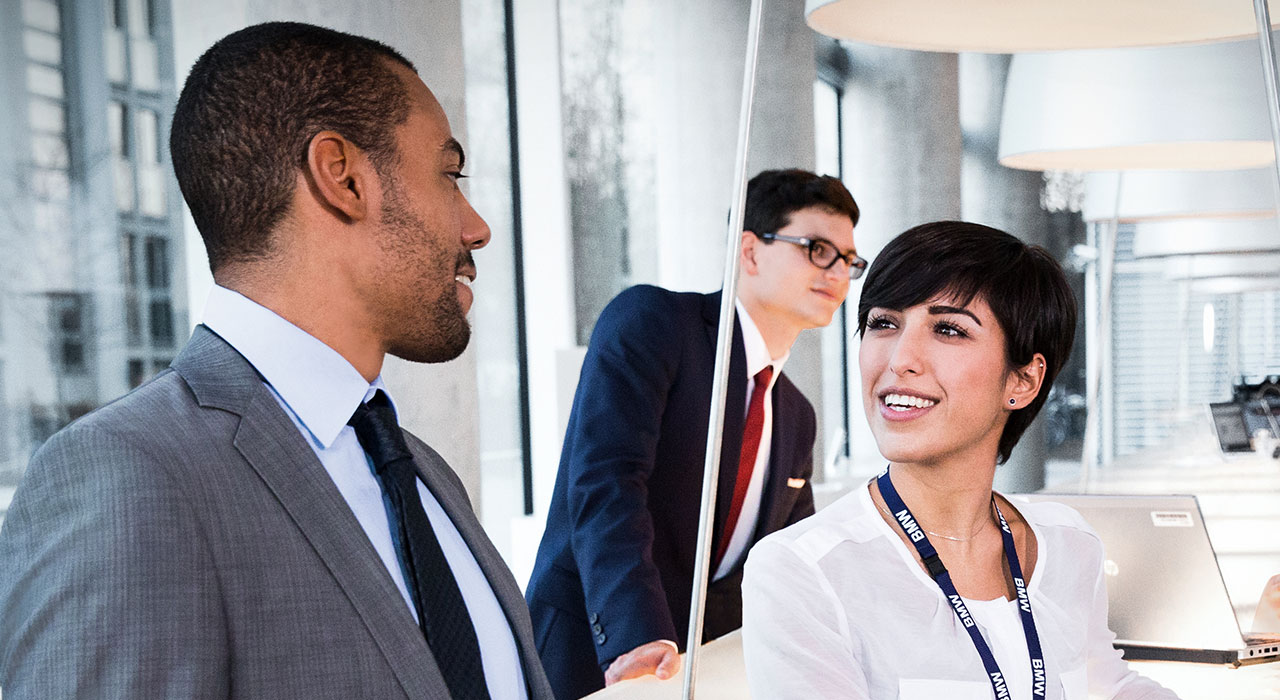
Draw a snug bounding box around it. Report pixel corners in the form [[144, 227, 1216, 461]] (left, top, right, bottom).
[[935, 321, 968, 338], [865, 315, 895, 331]]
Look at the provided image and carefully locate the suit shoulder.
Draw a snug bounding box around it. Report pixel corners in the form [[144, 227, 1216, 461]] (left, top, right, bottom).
[[40, 370, 196, 448], [22, 370, 213, 495], [609, 284, 695, 308], [601, 284, 699, 318], [592, 285, 700, 340]]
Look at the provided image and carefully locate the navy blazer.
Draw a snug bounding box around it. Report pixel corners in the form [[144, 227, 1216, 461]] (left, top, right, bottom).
[[526, 285, 816, 698]]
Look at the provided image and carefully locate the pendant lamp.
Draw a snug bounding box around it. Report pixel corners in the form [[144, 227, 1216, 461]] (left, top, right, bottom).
[[1164, 252, 1280, 279], [1191, 276, 1280, 293], [1084, 169, 1277, 222], [1132, 218, 1280, 258], [805, 0, 1280, 53], [999, 40, 1274, 172]]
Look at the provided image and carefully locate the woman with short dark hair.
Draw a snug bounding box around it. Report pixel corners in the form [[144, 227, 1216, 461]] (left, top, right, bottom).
[[742, 222, 1177, 699]]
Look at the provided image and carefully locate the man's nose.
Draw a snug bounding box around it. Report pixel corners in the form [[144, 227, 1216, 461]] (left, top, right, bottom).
[[461, 194, 490, 250]]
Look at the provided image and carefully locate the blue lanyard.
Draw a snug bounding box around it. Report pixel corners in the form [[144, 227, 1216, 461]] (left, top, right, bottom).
[[876, 469, 1047, 700]]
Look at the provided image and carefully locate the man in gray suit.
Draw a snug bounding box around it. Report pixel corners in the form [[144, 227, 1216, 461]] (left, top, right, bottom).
[[0, 22, 553, 700]]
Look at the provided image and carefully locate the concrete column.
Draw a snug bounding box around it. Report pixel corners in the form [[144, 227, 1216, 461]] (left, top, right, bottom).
[[171, 0, 484, 501], [840, 46, 963, 477], [645, 0, 831, 471], [650, 0, 818, 292], [959, 52, 1051, 493]]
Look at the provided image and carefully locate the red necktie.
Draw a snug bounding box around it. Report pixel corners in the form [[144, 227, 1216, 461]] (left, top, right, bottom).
[[714, 365, 773, 570]]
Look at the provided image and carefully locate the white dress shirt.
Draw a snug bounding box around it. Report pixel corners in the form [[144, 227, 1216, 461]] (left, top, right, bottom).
[[742, 484, 1178, 700], [202, 285, 527, 700], [712, 301, 788, 581]]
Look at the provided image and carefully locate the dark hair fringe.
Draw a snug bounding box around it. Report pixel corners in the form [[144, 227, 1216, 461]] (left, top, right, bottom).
[[856, 221, 1077, 464], [743, 169, 860, 235]]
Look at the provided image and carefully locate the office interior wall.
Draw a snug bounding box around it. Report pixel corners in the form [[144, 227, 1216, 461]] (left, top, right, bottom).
[[836, 45, 963, 479], [959, 53, 1056, 492]]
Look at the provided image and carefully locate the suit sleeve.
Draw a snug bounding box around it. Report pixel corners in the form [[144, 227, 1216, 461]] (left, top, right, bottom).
[[0, 422, 230, 699], [564, 286, 684, 665]]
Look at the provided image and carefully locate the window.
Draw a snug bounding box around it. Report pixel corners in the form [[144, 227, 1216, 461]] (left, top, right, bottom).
[[23, 28, 61, 66], [127, 359, 146, 388], [136, 110, 166, 216], [0, 0, 184, 508], [148, 299, 173, 346], [145, 236, 169, 289], [109, 102, 135, 212], [1109, 224, 1280, 458], [136, 109, 160, 164], [48, 293, 88, 375]]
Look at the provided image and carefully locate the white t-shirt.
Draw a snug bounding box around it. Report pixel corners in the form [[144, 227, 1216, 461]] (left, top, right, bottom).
[[742, 484, 1179, 700]]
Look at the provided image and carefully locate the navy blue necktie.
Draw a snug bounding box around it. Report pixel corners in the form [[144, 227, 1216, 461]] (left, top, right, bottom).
[[349, 391, 491, 700]]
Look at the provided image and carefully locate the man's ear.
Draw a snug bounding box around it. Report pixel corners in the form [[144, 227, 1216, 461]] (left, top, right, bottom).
[[1006, 352, 1047, 412], [740, 231, 760, 275], [303, 130, 374, 223]]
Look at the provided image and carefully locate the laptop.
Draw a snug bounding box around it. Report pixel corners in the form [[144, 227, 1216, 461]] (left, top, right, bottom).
[[1018, 493, 1280, 667]]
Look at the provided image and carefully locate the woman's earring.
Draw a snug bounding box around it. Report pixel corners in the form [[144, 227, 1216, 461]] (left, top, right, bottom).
[[1009, 398, 1017, 406]]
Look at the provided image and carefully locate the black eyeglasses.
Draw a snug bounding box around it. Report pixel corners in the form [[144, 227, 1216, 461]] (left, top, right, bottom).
[[755, 232, 868, 279]]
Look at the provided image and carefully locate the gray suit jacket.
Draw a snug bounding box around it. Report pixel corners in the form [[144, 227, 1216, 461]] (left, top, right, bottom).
[[0, 326, 553, 699]]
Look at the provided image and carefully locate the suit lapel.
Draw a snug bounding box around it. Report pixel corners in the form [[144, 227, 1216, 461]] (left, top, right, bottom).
[[404, 435, 548, 693], [702, 292, 748, 547], [753, 383, 799, 537], [173, 327, 443, 698]]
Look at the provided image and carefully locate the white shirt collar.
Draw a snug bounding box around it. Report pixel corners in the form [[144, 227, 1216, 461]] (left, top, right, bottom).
[[201, 285, 390, 449], [735, 299, 788, 385]]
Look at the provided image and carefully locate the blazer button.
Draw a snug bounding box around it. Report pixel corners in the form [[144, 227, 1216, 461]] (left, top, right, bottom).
[[589, 613, 599, 624], [596, 633, 607, 645], [592, 623, 603, 634]]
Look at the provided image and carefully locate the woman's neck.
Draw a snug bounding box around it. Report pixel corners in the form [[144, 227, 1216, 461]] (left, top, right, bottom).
[[871, 453, 1037, 601], [882, 459, 998, 545]]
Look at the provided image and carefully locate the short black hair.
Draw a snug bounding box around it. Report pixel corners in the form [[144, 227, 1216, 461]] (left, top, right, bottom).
[[170, 22, 417, 272], [856, 221, 1077, 464], [743, 169, 860, 235]]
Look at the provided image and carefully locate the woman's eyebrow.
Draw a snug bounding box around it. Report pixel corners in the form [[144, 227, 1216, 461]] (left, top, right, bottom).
[[928, 304, 982, 326]]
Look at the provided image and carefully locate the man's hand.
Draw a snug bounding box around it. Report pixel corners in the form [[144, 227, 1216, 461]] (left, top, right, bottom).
[[603, 640, 682, 686]]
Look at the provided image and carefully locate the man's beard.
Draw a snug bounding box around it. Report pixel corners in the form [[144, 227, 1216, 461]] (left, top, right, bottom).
[[377, 177, 472, 364]]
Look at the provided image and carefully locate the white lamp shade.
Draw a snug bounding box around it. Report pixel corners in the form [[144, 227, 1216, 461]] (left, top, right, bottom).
[[1164, 252, 1280, 279], [999, 40, 1274, 172], [1132, 218, 1280, 257], [805, 0, 1280, 53], [1083, 169, 1277, 222], [1190, 276, 1280, 293]]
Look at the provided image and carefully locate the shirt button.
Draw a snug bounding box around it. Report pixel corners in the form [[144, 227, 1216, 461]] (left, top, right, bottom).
[[596, 633, 607, 645]]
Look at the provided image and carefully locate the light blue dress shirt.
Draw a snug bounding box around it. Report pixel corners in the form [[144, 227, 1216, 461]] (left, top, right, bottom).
[[202, 285, 527, 700]]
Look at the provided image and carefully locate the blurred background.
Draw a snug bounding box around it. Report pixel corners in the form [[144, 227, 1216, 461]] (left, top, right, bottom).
[[1, 0, 1278, 632]]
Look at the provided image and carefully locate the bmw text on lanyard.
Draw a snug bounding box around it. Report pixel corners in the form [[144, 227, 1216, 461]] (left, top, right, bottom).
[[876, 468, 1047, 700]]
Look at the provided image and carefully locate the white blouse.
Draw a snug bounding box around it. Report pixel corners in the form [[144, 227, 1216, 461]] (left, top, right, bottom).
[[742, 485, 1179, 700]]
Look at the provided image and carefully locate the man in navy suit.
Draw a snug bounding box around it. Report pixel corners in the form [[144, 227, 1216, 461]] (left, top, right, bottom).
[[526, 169, 861, 698]]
